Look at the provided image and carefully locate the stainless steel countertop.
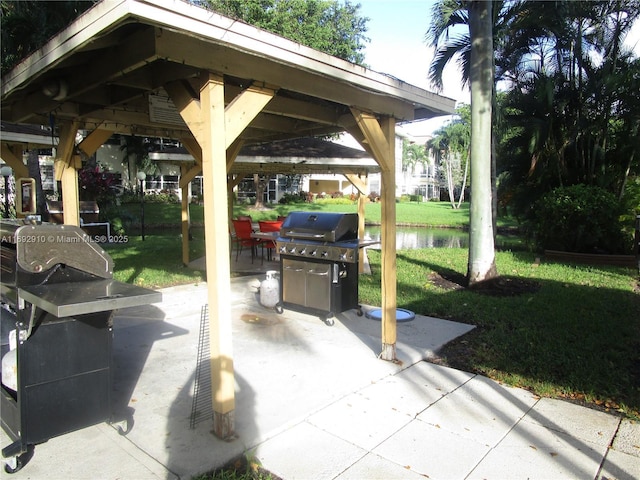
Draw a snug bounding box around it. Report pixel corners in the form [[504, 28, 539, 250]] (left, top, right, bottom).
[[19, 279, 162, 317]]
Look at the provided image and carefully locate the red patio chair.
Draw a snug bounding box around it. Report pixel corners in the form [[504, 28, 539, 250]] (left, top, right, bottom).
[[232, 218, 261, 263], [258, 220, 283, 262]]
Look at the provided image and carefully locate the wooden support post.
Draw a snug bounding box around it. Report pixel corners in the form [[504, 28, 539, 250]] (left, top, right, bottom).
[[200, 74, 236, 439], [351, 109, 397, 361], [378, 117, 397, 361], [54, 120, 80, 226], [357, 193, 367, 273], [180, 163, 191, 266], [57, 156, 81, 226], [167, 76, 276, 438], [345, 173, 368, 274]]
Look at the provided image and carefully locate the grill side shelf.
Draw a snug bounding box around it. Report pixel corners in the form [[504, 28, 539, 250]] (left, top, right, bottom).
[[18, 280, 161, 317]]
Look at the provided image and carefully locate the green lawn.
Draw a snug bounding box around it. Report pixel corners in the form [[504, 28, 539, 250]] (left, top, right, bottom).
[[103, 201, 640, 420], [115, 200, 490, 228]]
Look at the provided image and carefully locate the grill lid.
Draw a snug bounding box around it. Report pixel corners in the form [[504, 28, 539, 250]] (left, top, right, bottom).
[[13, 223, 112, 278], [280, 212, 358, 243]]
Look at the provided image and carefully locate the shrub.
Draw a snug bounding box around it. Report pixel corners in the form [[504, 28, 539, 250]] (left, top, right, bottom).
[[278, 192, 307, 204], [531, 184, 627, 253], [144, 190, 180, 204], [102, 206, 135, 235], [315, 196, 353, 205], [78, 163, 119, 208]]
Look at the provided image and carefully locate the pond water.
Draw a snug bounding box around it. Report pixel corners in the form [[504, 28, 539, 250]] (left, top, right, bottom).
[[364, 226, 523, 250], [364, 226, 469, 249]]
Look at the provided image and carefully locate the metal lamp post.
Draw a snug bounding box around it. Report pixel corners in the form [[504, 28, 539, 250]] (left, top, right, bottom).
[[1, 166, 13, 218], [136, 171, 146, 241]]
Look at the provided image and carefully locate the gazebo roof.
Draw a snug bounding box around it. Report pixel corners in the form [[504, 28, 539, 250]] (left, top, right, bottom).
[[0, 0, 455, 143], [0, 121, 56, 149], [150, 137, 380, 175]]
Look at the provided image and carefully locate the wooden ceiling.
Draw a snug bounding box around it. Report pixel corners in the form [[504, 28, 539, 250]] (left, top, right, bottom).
[[0, 0, 455, 149]]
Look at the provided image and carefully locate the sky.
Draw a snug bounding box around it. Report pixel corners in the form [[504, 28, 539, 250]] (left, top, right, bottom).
[[357, 0, 467, 136], [356, 0, 640, 136]]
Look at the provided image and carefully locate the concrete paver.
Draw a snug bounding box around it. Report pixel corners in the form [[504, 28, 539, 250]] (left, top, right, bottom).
[[372, 420, 492, 480], [307, 391, 413, 450], [610, 418, 640, 457], [254, 422, 366, 480], [598, 449, 640, 480], [416, 374, 539, 445], [334, 453, 427, 480]]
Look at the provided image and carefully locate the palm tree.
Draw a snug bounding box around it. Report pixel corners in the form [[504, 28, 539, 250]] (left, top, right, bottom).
[[467, 0, 497, 284], [427, 0, 497, 283], [497, 0, 640, 218], [426, 106, 470, 209]]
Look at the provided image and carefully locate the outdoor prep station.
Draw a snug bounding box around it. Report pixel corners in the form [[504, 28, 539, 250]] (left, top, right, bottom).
[[0, 220, 161, 472], [0, 0, 455, 444]]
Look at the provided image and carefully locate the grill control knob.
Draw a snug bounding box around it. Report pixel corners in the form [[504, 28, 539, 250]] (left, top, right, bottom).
[[299, 248, 306, 255], [309, 249, 318, 256], [279, 246, 287, 254], [288, 247, 296, 254], [320, 250, 329, 258]]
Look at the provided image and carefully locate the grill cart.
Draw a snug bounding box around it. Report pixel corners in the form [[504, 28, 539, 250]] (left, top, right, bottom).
[[0, 220, 161, 473], [275, 212, 364, 325]]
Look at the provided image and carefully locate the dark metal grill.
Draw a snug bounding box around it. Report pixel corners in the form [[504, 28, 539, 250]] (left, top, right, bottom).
[[0, 219, 161, 472], [275, 212, 362, 325]]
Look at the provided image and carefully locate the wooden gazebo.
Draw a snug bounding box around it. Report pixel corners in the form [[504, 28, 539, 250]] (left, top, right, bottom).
[[0, 0, 455, 438]]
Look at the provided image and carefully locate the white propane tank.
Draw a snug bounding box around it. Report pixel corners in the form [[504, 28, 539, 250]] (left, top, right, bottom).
[[260, 270, 279, 308], [1, 330, 17, 392]]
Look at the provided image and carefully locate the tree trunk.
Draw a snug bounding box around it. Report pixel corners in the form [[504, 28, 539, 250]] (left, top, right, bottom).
[[467, 0, 497, 285], [445, 159, 456, 208], [253, 174, 269, 209], [456, 155, 468, 209]]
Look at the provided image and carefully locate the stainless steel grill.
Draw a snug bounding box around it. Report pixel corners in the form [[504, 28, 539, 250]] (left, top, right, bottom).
[[275, 212, 362, 325], [0, 219, 161, 473]]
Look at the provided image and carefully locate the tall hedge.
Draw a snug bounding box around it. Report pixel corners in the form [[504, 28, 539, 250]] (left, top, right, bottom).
[[532, 185, 626, 254]]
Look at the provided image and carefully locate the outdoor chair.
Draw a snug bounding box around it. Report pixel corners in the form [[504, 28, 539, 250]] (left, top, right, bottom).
[[231, 218, 261, 263], [258, 220, 283, 262]]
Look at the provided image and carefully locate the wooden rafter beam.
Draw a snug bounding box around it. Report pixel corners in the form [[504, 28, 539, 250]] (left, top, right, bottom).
[[181, 136, 202, 165], [344, 173, 367, 194], [58, 27, 159, 102], [155, 28, 416, 120], [178, 163, 202, 189], [54, 119, 80, 180], [226, 138, 244, 174], [350, 108, 393, 171], [225, 83, 277, 146], [77, 128, 113, 157], [166, 77, 277, 150]]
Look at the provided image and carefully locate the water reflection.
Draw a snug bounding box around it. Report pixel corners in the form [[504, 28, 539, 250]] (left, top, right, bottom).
[[364, 226, 469, 250]]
